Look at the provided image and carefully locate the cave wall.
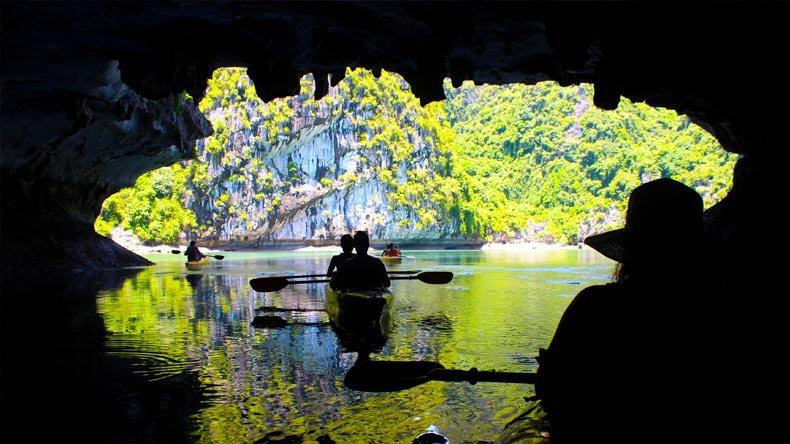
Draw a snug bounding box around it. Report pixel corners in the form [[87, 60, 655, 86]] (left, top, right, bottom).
[[1, 1, 783, 281]]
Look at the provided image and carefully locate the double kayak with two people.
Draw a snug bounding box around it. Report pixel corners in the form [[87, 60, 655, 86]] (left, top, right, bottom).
[[324, 284, 394, 350], [248, 270, 452, 349], [380, 243, 403, 263], [380, 255, 402, 263]]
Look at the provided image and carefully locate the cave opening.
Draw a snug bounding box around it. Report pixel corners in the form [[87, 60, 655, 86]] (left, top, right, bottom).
[[1, 2, 783, 441], [94, 66, 737, 253]]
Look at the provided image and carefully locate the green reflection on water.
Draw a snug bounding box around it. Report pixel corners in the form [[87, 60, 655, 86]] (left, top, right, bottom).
[[97, 249, 612, 442]]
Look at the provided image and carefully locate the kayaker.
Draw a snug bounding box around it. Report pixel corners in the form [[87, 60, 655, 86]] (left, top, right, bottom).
[[184, 240, 205, 262], [382, 243, 400, 257], [327, 234, 355, 276], [535, 178, 722, 440], [331, 231, 391, 290]]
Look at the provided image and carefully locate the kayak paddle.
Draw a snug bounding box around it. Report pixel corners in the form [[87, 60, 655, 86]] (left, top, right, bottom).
[[344, 359, 537, 392], [171, 249, 225, 260], [258, 270, 423, 280], [249, 271, 453, 292]]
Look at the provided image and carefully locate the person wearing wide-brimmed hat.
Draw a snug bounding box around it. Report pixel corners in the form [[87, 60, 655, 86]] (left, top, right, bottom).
[[535, 178, 721, 441]]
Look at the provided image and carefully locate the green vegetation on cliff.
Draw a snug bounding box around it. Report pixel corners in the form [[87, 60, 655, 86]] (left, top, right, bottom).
[[96, 67, 736, 245], [95, 164, 197, 243], [443, 81, 734, 243]]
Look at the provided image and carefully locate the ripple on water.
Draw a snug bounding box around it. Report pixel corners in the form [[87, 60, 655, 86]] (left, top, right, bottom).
[[104, 336, 201, 382]]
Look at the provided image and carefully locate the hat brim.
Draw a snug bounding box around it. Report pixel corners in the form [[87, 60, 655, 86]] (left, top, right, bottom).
[[584, 229, 628, 263]]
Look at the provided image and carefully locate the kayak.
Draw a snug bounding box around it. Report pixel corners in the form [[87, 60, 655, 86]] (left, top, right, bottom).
[[324, 284, 393, 350], [185, 257, 210, 270], [325, 284, 393, 323], [380, 255, 403, 263]]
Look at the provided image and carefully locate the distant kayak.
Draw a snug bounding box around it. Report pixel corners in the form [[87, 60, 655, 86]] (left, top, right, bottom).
[[185, 257, 210, 270], [380, 255, 403, 263]]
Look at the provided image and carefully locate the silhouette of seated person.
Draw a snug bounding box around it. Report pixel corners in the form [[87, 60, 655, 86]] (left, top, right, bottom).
[[331, 231, 391, 290], [327, 234, 355, 276], [382, 243, 401, 257], [184, 240, 205, 262], [536, 178, 721, 441]]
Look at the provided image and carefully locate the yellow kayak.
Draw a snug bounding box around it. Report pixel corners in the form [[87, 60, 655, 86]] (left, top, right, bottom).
[[380, 255, 403, 263], [185, 257, 210, 270]]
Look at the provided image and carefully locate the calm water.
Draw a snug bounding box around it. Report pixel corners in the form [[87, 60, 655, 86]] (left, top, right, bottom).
[[95, 249, 612, 442]]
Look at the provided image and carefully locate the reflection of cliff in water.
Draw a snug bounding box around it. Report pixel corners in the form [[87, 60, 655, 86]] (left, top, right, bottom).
[[1, 267, 211, 441], [95, 268, 362, 441], [4, 250, 610, 441]]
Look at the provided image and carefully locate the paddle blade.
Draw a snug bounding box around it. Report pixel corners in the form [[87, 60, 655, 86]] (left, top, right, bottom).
[[344, 360, 445, 392], [251, 315, 288, 328], [416, 271, 453, 284], [250, 277, 290, 292], [171, 249, 181, 254], [212, 255, 225, 260]]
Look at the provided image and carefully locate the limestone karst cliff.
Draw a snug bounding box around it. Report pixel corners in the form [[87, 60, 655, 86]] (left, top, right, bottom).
[[97, 68, 735, 247]]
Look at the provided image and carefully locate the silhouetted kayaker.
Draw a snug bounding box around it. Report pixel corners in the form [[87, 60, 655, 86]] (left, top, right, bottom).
[[331, 231, 391, 290], [184, 240, 205, 262], [382, 243, 401, 257], [536, 178, 720, 441], [327, 234, 355, 276]]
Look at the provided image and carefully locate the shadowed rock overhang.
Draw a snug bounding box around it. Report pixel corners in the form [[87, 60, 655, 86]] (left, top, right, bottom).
[[0, 1, 782, 278]]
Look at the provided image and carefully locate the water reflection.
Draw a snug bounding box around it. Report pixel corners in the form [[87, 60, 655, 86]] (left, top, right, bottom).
[[90, 250, 612, 441]]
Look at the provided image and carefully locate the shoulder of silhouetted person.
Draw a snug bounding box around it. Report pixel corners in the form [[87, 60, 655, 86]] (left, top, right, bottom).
[[553, 284, 625, 331]]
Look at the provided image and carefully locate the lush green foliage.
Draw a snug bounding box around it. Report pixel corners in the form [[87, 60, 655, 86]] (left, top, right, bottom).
[[443, 81, 735, 243], [95, 164, 196, 243], [96, 67, 736, 244]]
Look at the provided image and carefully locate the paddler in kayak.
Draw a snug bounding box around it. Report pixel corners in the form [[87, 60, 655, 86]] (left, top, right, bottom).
[[326, 234, 355, 276], [382, 243, 401, 257], [184, 240, 206, 262], [331, 231, 390, 290], [535, 178, 722, 441]]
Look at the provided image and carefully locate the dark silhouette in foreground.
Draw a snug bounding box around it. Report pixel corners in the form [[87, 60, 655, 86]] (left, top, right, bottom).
[[184, 240, 205, 262], [330, 231, 391, 290], [326, 234, 355, 276], [536, 178, 724, 441]]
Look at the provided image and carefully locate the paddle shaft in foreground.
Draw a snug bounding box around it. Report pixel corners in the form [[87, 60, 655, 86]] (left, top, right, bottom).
[[343, 359, 536, 392], [429, 368, 536, 384]]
